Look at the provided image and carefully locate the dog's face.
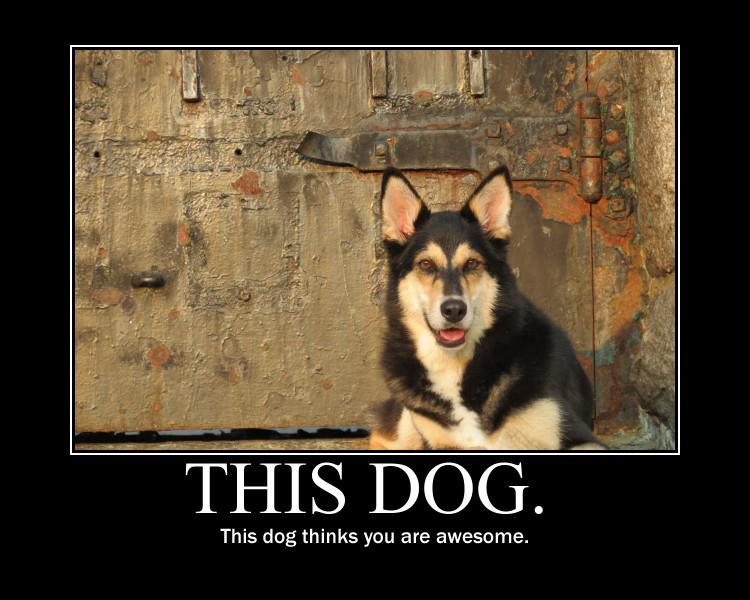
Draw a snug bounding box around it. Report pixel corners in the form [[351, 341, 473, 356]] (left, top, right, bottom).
[[381, 167, 513, 354]]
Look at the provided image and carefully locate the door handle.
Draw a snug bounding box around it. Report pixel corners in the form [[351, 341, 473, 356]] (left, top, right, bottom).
[[131, 272, 165, 288]]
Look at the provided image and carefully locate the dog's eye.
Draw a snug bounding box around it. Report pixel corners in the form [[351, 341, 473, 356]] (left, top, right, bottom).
[[417, 259, 435, 272], [464, 258, 481, 272]]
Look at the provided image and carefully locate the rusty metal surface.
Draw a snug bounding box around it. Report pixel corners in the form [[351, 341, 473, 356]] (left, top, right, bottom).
[[74, 49, 670, 446], [298, 130, 479, 171], [585, 50, 659, 439]]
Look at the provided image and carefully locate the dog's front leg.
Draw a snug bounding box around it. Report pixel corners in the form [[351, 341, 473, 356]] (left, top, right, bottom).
[[369, 408, 426, 450]]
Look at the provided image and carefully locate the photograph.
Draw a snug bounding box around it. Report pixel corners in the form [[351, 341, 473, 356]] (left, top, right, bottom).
[[72, 47, 677, 453]]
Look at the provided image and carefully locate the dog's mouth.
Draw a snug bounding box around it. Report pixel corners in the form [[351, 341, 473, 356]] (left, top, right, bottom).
[[435, 327, 467, 347]]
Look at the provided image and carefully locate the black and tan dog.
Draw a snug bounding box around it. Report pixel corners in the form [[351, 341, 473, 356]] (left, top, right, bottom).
[[369, 167, 605, 451]]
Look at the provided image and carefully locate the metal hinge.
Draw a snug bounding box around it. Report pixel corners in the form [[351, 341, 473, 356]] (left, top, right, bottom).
[[579, 94, 602, 203]]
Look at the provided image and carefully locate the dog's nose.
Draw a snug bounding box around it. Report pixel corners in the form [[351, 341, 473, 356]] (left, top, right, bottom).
[[441, 299, 467, 323]]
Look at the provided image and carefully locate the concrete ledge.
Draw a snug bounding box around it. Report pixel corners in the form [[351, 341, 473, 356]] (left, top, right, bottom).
[[75, 438, 370, 451]]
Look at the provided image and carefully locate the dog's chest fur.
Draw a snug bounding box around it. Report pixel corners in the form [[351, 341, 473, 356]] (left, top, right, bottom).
[[415, 333, 487, 447], [411, 335, 562, 450]]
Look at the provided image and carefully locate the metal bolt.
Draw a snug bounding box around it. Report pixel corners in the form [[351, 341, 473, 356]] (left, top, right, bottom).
[[608, 150, 627, 168], [608, 197, 626, 213], [556, 123, 568, 136], [609, 103, 625, 119], [374, 142, 387, 157], [607, 197, 632, 218], [559, 158, 571, 173]]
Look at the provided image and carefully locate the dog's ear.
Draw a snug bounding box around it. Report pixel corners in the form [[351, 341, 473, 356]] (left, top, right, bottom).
[[380, 168, 429, 244], [461, 166, 513, 240]]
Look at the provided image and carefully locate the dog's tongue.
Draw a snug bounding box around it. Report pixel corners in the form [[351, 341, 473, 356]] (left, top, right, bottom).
[[438, 328, 466, 343]]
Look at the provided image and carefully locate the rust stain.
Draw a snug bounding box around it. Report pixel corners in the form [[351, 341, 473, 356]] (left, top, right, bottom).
[[515, 182, 588, 226], [587, 51, 608, 71], [243, 85, 254, 96], [97, 247, 106, 257], [178, 223, 191, 246], [592, 202, 635, 251], [227, 367, 240, 385], [554, 97, 568, 113], [145, 130, 160, 142], [168, 308, 180, 321], [550, 144, 572, 158], [597, 80, 609, 99], [525, 149, 539, 164], [504, 122, 514, 137], [594, 265, 643, 340], [320, 378, 333, 390], [593, 264, 616, 286], [291, 64, 305, 85], [608, 150, 626, 167], [147, 344, 172, 368], [414, 90, 433, 103], [93, 287, 123, 306], [231, 171, 264, 195], [168, 67, 179, 82], [605, 129, 620, 145], [610, 269, 642, 336], [152, 402, 162, 413]]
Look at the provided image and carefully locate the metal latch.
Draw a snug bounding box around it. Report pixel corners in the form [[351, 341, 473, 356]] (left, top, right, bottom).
[[297, 130, 479, 171]]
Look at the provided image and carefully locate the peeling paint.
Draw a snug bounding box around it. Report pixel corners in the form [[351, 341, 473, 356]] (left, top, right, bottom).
[[231, 170, 265, 195], [516, 182, 588, 225]]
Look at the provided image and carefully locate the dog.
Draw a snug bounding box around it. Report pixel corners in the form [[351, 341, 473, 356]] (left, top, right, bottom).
[[369, 166, 606, 451]]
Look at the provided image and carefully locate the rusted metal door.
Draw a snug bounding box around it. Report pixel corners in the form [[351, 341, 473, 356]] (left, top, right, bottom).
[[74, 49, 641, 437]]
